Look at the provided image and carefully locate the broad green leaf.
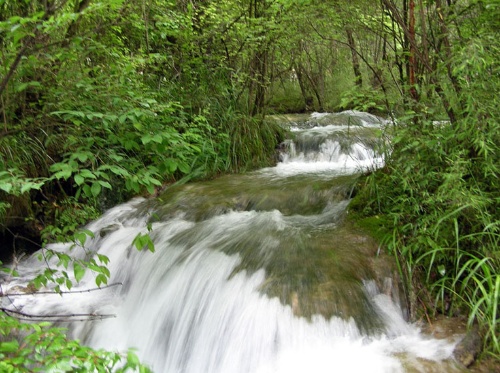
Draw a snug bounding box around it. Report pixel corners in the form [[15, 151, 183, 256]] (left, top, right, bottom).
[[141, 134, 152, 145], [82, 184, 91, 197], [90, 182, 101, 197], [164, 159, 178, 173], [80, 229, 95, 239], [74, 231, 88, 246], [97, 254, 109, 265], [73, 262, 85, 283], [98, 180, 112, 189], [118, 114, 128, 124], [127, 351, 141, 366], [54, 170, 73, 180], [76, 153, 89, 162], [178, 162, 190, 174], [95, 274, 108, 287], [152, 134, 163, 143], [0, 340, 19, 353], [80, 169, 96, 179], [74, 174, 85, 186], [0, 183, 13, 193], [133, 233, 155, 253]]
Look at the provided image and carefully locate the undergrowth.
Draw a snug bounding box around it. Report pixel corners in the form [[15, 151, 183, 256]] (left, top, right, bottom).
[[352, 115, 499, 358]]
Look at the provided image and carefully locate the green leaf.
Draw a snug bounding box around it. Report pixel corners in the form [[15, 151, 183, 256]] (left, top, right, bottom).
[[178, 162, 190, 174], [98, 180, 112, 189], [0, 341, 19, 353], [124, 140, 139, 150], [127, 351, 141, 366], [82, 184, 91, 197], [54, 170, 73, 180], [132, 233, 155, 252], [52, 110, 85, 118], [51, 360, 73, 371], [74, 262, 85, 283], [21, 181, 44, 194], [164, 159, 178, 173], [97, 254, 109, 265], [74, 174, 85, 186], [57, 253, 71, 269], [148, 177, 162, 186], [141, 134, 152, 145], [118, 114, 128, 124], [90, 182, 101, 197], [80, 169, 96, 179], [74, 231, 88, 246], [76, 153, 89, 162], [152, 134, 163, 143], [95, 274, 108, 287], [146, 183, 155, 194], [0, 183, 13, 193], [109, 154, 124, 162], [80, 229, 95, 239], [15, 82, 29, 92]]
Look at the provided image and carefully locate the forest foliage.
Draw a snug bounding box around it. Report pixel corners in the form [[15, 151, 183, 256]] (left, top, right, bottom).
[[0, 0, 499, 369]]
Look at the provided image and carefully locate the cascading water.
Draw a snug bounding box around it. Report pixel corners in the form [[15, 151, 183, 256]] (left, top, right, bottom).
[[2, 111, 462, 372]]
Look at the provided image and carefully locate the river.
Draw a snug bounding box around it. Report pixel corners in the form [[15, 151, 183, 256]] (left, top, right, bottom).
[[2, 111, 462, 372]]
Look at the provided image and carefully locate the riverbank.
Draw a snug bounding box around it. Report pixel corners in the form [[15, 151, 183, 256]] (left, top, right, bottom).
[[348, 180, 500, 372]]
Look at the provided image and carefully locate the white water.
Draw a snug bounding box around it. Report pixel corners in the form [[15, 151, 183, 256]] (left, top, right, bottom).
[[264, 110, 386, 178], [2, 112, 460, 372], [268, 139, 384, 177]]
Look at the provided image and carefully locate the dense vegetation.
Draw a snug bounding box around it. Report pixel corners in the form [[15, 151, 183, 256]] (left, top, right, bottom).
[[0, 0, 498, 370], [349, 0, 500, 361]]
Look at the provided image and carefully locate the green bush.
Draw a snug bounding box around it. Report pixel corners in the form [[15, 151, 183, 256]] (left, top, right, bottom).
[[0, 312, 151, 372]]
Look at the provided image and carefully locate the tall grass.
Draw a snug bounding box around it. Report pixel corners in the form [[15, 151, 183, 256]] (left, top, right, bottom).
[[416, 217, 500, 358]]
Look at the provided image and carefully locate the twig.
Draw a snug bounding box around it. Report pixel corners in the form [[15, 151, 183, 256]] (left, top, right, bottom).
[[3, 282, 123, 296], [1, 307, 116, 322]]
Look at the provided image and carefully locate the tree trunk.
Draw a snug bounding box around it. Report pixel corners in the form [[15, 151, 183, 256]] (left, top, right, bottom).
[[408, 0, 418, 101], [346, 28, 363, 87], [435, 0, 462, 111], [294, 63, 313, 111], [250, 49, 268, 116]]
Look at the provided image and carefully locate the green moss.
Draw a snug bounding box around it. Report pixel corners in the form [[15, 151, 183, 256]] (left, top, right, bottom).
[[346, 174, 393, 244], [353, 215, 391, 244]]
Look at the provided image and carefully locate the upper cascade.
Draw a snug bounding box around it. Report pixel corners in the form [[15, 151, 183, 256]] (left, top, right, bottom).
[[265, 111, 387, 178]]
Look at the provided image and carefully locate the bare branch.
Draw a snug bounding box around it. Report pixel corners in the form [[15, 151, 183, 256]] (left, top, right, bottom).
[[3, 282, 123, 296], [1, 307, 116, 322]]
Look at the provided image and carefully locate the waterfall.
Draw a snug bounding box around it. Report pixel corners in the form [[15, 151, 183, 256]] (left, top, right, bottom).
[[2, 111, 460, 372]]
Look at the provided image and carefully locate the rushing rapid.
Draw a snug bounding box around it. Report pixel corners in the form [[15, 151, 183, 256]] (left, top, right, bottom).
[[2, 111, 461, 372]]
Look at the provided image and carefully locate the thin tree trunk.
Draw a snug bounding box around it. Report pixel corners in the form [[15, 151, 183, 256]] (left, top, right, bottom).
[[408, 0, 418, 101], [294, 63, 313, 111], [251, 50, 267, 116], [435, 0, 462, 104], [63, 0, 92, 46], [346, 28, 363, 87]]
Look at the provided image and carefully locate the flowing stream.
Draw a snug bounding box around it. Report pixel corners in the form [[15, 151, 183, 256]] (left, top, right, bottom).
[[3, 111, 462, 372]]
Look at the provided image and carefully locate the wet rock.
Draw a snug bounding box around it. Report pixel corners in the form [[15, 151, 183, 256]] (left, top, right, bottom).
[[99, 223, 122, 237], [4, 284, 37, 294], [453, 325, 482, 367]]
